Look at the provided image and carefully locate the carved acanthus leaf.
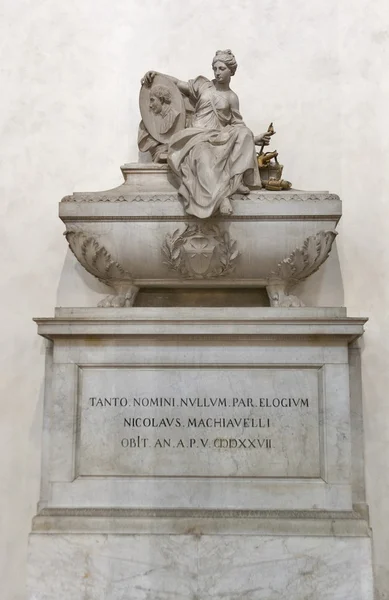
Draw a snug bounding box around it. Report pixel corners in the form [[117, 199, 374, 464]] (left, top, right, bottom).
[[271, 230, 337, 285], [65, 229, 133, 285]]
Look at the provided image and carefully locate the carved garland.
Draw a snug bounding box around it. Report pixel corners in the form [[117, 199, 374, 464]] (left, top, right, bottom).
[[162, 223, 239, 279]]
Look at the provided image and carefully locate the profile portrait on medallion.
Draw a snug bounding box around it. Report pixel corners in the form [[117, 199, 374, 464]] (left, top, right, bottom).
[[149, 85, 179, 134], [139, 74, 185, 144]]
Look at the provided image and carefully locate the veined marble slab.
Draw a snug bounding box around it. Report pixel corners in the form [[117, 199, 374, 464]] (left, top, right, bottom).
[[28, 533, 373, 600], [78, 365, 319, 478], [33, 308, 364, 512], [29, 307, 372, 598]]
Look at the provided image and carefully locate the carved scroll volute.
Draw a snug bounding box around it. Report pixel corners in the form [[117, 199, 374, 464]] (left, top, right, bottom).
[[64, 229, 138, 307], [266, 230, 337, 307]]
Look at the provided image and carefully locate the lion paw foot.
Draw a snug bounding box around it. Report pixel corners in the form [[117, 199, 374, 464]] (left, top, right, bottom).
[[219, 198, 233, 215], [98, 287, 139, 308]]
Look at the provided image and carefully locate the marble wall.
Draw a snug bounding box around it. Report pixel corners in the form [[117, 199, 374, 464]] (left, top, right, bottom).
[[1, 1, 388, 598]]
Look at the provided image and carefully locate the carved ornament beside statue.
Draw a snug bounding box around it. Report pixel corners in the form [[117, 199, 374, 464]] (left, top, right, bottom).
[[60, 50, 341, 309]]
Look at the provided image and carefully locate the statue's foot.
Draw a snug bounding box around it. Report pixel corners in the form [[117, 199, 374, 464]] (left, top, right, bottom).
[[220, 198, 233, 215], [236, 184, 250, 195]]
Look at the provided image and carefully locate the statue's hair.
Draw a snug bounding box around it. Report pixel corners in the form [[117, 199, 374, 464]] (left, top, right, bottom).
[[150, 85, 172, 104], [212, 49, 237, 76]]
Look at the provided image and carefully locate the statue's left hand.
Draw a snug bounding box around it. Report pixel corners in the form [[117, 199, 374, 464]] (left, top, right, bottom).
[[254, 131, 275, 146], [141, 71, 158, 86]]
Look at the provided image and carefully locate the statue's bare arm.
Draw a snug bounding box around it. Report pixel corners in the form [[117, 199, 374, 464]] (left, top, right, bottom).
[[141, 71, 190, 96], [229, 90, 240, 113], [229, 91, 273, 146]]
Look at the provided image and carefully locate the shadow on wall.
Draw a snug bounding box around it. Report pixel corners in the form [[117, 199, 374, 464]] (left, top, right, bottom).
[[56, 248, 112, 308], [294, 242, 344, 308]]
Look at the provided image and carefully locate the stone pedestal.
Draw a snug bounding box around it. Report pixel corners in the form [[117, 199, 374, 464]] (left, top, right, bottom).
[[28, 307, 374, 599]]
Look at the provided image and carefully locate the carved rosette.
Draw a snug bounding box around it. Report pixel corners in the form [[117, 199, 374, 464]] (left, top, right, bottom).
[[266, 230, 337, 307], [162, 223, 239, 279], [65, 229, 138, 307]]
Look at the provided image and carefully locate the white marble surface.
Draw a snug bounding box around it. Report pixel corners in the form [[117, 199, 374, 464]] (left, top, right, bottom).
[[37, 306, 364, 339], [78, 366, 319, 478], [31, 509, 371, 537], [28, 533, 374, 600], [1, 2, 389, 599], [61, 174, 342, 309], [35, 309, 356, 511]]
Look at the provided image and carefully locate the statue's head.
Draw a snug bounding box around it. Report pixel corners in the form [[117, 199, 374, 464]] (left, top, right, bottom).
[[149, 85, 172, 115], [212, 49, 238, 81]]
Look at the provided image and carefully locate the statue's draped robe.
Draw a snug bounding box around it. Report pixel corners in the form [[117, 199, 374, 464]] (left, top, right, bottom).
[[168, 76, 261, 218]]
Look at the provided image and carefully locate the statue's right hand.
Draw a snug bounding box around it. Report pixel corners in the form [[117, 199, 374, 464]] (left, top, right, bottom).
[[141, 71, 157, 86]]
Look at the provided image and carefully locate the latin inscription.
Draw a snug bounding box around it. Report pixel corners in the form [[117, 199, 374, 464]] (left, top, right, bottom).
[[78, 368, 320, 477], [89, 396, 309, 408]]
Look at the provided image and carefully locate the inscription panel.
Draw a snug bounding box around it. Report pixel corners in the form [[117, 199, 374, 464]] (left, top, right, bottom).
[[77, 367, 320, 478]]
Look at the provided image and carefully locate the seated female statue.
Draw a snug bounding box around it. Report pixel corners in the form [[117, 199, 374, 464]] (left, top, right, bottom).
[[142, 50, 272, 218]]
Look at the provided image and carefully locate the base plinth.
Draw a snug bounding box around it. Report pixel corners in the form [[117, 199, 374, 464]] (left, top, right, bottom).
[[29, 307, 374, 598], [28, 527, 373, 600]]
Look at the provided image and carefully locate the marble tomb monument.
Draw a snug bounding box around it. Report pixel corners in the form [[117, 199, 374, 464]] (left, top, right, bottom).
[[27, 50, 374, 600]]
